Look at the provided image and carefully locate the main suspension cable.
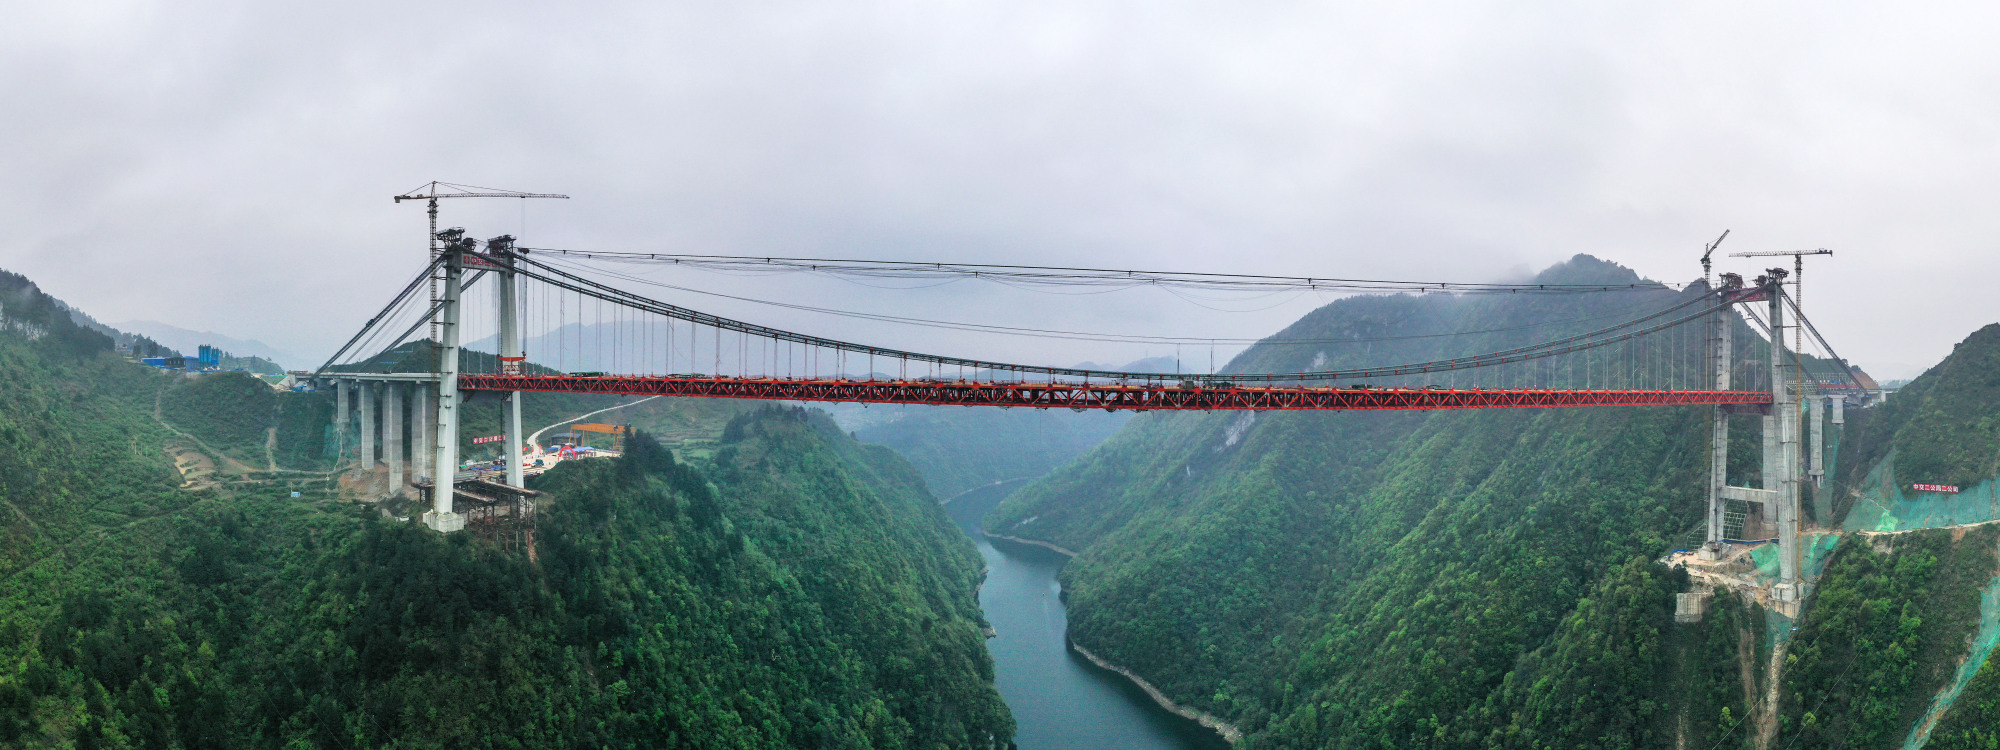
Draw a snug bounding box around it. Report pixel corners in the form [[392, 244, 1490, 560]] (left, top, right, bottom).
[[522, 248, 1678, 295], [536, 253, 1680, 347], [315, 255, 446, 376], [510, 250, 1729, 385]]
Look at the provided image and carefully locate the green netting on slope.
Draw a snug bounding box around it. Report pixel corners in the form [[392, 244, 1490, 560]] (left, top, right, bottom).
[[1845, 451, 2000, 533], [1902, 549, 2000, 750], [1805, 532, 1841, 580], [1746, 533, 1839, 652], [1764, 607, 1797, 653], [1749, 532, 1842, 583]]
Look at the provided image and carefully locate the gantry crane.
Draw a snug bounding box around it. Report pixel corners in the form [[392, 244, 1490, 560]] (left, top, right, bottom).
[[394, 182, 569, 344]]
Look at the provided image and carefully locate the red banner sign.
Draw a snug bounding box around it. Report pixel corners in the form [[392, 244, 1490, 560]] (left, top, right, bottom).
[[461, 253, 506, 271], [1913, 483, 1960, 494], [472, 435, 505, 445]]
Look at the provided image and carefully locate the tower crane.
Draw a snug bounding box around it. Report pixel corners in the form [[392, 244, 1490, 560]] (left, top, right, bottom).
[[1728, 248, 1832, 356], [1699, 229, 1730, 287], [394, 182, 568, 344]]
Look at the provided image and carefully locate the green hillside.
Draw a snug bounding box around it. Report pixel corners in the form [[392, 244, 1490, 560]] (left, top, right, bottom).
[[159, 371, 278, 453], [1834, 323, 2000, 499], [1822, 323, 2000, 748], [589, 406, 1014, 746], [0, 271, 1011, 748], [1779, 526, 1999, 748], [973, 255, 2000, 748], [982, 256, 1761, 747], [0, 280, 185, 581]]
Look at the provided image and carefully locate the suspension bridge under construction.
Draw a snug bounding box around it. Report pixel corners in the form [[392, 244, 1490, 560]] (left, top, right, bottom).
[[312, 213, 1872, 610]]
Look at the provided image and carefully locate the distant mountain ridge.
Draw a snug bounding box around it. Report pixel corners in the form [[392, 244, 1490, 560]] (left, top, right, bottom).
[[1069, 355, 1182, 374], [823, 355, 1183, 498], [114, 319, 309, 369]]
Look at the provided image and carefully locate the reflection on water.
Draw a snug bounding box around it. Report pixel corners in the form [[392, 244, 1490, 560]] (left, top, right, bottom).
[[946, 483, 1231, 750]]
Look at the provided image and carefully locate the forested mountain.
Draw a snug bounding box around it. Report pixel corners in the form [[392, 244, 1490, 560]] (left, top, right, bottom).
[[975, 255, 1949, 748], [0, 270, 117, 358], [1833, 323, 2000, 498], [971, 255, 2000, 748], [1813, 323, 2000, 749], [17, 255, 2000, 748], [0, 270, 1011, 748]]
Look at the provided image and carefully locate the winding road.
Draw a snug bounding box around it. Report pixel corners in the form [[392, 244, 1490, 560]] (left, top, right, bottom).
[[511, 395, 661, 474]]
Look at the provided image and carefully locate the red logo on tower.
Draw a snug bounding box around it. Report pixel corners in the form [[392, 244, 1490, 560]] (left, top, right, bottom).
[[461, 253, 506, 271]]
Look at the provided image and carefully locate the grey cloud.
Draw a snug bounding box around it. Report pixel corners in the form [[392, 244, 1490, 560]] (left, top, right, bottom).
[[4, 2, 1996, 379]]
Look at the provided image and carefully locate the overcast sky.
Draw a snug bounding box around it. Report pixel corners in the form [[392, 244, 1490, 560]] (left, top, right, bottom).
[[6, 2, 1996, 379]]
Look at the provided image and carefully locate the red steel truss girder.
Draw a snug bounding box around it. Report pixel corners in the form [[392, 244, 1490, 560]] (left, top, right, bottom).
[[461, 375, 1774, 411]]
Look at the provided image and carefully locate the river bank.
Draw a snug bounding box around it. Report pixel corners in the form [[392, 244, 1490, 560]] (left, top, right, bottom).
[[984, 531, 1081, 557], [1069, 642, 1245, 744], [947, 484, 1231, 750], [981, 529, 1243, 744]]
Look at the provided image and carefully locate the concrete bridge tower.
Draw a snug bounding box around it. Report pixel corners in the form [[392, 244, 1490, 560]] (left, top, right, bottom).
[[1769, 269, 1802, 602], [1705, 275, 1736, 547], [423, 238, 468, 533], [1701, 270, 1804, 605]]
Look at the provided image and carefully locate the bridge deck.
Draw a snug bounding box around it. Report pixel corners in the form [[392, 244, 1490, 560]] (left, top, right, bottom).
[[460, 374, 1773, 411]]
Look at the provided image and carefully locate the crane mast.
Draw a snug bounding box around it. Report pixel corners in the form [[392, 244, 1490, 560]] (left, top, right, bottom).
[[393, 182, 567, 513], [394, 182, 569, 348], [1728, 248, 1832, 358], [1698, 230, 1730, 288]]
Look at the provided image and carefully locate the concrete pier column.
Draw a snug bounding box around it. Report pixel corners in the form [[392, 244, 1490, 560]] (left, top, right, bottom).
[[334, 379, 350, 464], [1674, 591, 1712, 623], [412, 384, 431, 482], [1761, 414, 1778, 491], [358, 380, 376, 473], [1832, 395, 1845, 425], [385, 382, 404, 495], [1809, 395, 1826, 484]]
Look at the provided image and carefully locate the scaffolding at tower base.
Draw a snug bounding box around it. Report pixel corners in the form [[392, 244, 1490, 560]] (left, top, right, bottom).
[[415, 478, 542, 552]]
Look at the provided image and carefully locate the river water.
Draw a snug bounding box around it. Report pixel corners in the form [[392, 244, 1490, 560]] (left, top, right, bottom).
[[945, 482, 1231, 750]]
